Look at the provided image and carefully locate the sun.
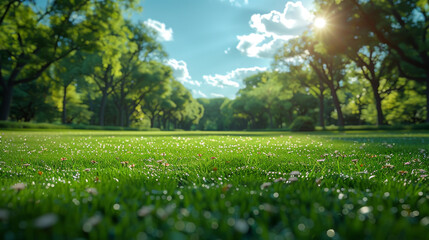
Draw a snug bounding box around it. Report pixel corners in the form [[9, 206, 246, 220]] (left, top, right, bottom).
[[314, 17, 327, 29]]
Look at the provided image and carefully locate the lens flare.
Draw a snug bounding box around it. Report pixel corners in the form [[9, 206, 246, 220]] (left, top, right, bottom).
[[314, 18, 327, 29]]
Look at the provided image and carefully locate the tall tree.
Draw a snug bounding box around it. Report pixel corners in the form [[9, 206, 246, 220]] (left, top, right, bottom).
[[125, 61, 172, 127], [333, 0, 429, 122], [274, 58, 327, 128], [81, 12, 135, 126], [111, 21, 165, 127], [49, 52, 85, 124], [314, 0, 406, 126], [277, 36, 348, 128], [0, 0, 137, 120]]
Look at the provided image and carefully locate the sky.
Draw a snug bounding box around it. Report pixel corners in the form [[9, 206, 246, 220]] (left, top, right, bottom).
[[134, 0, 315, 99]]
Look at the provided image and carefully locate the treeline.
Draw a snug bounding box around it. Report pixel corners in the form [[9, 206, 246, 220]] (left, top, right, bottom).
[[198, 0, 428, 130], [1, 0, 428, 131], [0, 0, 203, 130]]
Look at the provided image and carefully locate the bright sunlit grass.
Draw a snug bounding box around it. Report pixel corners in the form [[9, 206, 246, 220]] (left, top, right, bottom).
[[0, 130, 428, 239], [314, 17, 327, 29]]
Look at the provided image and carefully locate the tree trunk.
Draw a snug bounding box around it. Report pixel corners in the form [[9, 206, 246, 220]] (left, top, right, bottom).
[[150, 117, 154, 128], [162, 116, 167, 130], [370, 81, 385, 126], [330, 87, 344, 128], [99, 91, 108, 126], [426, 75, 429, 123], [62, 85, 68, 124], [115, 103, 121, 126], [114, 100, 125, 127], [88, 94, 96, 125], [358, 104, 363, 125], [0, 84, 13, 121], [119, 82, 126, 127], [120, 109, 125, 127], [249, 116, 255, 129], [268, 111, 273, 128], [24, 102, 34, 121], [318, 86, 325, 129], [126, 108, 132, 128]]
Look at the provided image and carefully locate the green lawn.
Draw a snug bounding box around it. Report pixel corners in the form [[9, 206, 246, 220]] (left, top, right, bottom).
[[0, 130, 428, 239]]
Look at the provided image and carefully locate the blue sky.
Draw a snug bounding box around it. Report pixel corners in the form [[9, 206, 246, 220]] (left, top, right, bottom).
[[134, 0, 315, 99]]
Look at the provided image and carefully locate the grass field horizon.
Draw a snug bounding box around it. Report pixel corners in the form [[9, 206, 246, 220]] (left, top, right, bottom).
[[1, 130, 428, 239]]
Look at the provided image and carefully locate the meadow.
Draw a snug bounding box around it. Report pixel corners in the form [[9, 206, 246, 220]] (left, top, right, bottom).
[[0, 130, 428, 239]]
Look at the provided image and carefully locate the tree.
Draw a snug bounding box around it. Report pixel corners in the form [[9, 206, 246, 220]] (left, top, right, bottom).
[[80, 10, 139, 126], [49, 51, 85, 124], [334, 0, 429, 122], [139, 64, 173, 128], [220, 99, 248, 130], [277, 36, 348, 128], [111, 21, 165, 127], [197, 98, 227, 130], [249, 73, 291, 128], [274, 57, 327, 128], [314, 0, 407, 126], [0, 0, 138, 120], [9, 74, 57, 122]]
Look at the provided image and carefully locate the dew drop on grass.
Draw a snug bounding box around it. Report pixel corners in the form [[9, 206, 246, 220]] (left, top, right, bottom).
[[288, 177, 298, 183], [234, 219, 249, 234], [326, 229, 335, 237], [86, 188, 98, 195], [260, 182, 271, 189], [420, 217, 429, 226], [113, 204, 120, 210], [82, 214, 102, 233], [137, 205, 154, 217], [359, 206, 371, 214], [72, 199, 80, 206]]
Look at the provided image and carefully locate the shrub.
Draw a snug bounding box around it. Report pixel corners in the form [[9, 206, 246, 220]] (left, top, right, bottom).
[[0, 121, 69, 129], [290, 116, 315, 131]]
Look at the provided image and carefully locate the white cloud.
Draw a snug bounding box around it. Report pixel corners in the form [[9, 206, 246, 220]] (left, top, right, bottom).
[[144, 19, 173, 42], [250, 1, 312, 37], [203, 66, 267, 88], [198, 91, 207, 97], [211, 93, 225, 98], [166, 59, 201, 86], [221, 0, 249, 7], [193, 89, 207, 98], [236, 34, 295, 58], [236, 1, 313, 58]]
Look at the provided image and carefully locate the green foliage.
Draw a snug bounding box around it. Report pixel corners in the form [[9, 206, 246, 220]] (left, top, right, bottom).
[[0, 121, 70, 129], [290, 116, 315, 131], [0, 121, 166, 131], [0, 1, 202, 129], [2, 0, 429, 130], [197, 98, 228, 130], [0, 0, 140, 120], [9, 77, 58, 122]]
